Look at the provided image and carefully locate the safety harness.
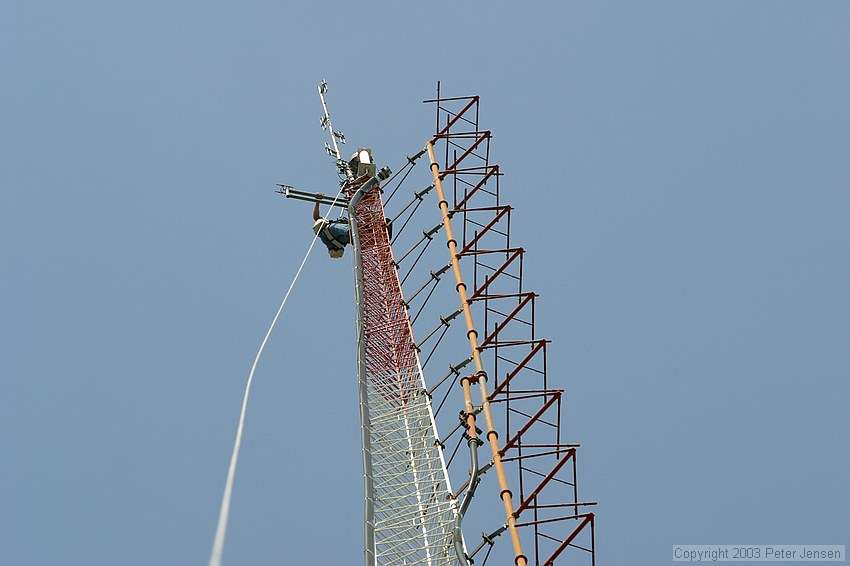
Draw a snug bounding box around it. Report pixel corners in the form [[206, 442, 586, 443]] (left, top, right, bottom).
[[316, 217, 349, 250]]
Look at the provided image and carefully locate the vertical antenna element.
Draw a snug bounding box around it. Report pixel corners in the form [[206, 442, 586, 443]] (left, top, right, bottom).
[[426, 142, 528, 566], [318, 80, 354, 181]]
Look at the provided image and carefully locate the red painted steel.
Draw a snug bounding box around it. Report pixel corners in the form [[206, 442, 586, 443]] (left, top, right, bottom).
[[347, 178, 416, 406], [426, 92, 598, 565]]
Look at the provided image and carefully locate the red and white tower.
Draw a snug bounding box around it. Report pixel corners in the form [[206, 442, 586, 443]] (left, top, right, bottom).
[[296, 82, 598, 566]]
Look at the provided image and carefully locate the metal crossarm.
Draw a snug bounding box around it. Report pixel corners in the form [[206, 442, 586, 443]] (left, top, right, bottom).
[[278, 185, 351, 208]]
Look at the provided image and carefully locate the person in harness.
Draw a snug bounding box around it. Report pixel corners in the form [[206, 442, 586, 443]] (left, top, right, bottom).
[[312, 193, 350, 259], [310, 149, 393, 259]]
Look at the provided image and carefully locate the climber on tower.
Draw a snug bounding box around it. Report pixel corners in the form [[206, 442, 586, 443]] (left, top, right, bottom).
[[310, 148, 392, 259]]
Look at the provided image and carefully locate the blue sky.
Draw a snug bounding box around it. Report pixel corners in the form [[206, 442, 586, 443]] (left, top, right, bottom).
[[2, 2, 849, 565]]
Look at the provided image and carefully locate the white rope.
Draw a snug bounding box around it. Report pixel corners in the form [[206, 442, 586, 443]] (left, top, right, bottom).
[[208, 190, 346, 566]]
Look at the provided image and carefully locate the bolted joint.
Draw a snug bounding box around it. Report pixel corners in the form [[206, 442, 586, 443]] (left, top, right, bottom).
[[461, 373, 481, 388], [464, 432, 484, 446]]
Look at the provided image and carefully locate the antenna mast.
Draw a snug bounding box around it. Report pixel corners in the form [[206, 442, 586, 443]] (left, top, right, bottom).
[[318, 80, 354, 181]]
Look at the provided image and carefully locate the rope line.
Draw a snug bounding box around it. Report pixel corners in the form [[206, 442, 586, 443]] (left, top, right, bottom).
[[208, 189, 345, 566]]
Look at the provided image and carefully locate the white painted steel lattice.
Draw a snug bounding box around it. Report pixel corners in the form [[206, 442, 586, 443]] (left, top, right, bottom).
[[349, 182, 461, 566]]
